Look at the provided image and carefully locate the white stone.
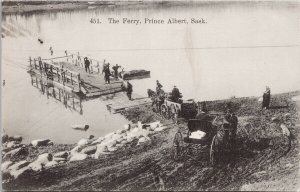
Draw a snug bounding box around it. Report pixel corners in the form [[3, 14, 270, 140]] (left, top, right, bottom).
[[1, 161, 13, 171], [81, 146, 97, 155], [91, 137, 105, 145], [154, 126, 167, 132], [71, 124, 89, 131], [8, 161, 29, 171], [280, 124, 290, 137], [10, 166, 30, 179], [45, 161, 58, 168], [28, 153, 52, 171], [31, 139, 52, 147], [69, 153, 88, 161], [54, 151, 69, 159], [292, 95, 300, 101], [77, 138, 89, 147]]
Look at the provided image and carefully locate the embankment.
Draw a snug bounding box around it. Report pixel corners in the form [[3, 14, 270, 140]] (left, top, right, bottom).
[[2, 90, 300, 191]]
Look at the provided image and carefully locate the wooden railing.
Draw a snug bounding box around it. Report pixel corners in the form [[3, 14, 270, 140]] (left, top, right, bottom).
[[29, 57, 81, 91]]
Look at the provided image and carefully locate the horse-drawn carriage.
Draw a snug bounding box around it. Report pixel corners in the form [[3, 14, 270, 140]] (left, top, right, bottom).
[[172, 114, 234, 165]]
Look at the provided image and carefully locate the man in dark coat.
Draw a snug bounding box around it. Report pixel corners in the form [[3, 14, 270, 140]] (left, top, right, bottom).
[[262, 86, 271, 109], [126, 81, 133, 100], [84, 57, 90, 73], [112, 64, 121, 80], [104, 63, 111, 84], [170, 86, 182, 103], [224, 109, 238, 143], [156, 80, 163, 94]]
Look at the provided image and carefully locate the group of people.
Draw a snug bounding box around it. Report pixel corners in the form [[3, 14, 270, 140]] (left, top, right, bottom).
[[102, 63, 123, 84], [155, 80, 182, 103]]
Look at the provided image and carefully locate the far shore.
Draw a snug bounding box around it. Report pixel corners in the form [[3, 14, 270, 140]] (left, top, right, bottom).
[[1, 1, 144, 15]]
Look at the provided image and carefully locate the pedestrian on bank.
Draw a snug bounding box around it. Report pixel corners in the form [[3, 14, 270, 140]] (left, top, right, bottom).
[[104, 63, 111, 84], [156, 80, 163, 94], [84, 57, 90, 73], [224, 108, 238, 143], [112, 64, 121, 80], [262, 86, 271, 109], [126, 81, 133, 100], [49, 47, 53, 55]]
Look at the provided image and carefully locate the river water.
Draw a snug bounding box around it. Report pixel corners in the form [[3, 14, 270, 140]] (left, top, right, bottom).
[[2, 1, 300, 143]]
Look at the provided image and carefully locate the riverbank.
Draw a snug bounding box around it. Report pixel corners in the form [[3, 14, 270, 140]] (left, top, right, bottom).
[[1, 1, 141, 15], [2, 90, 300, 190]]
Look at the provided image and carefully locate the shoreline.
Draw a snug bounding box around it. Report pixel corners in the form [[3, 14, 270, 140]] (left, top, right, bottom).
[[2, 90, 300, 190], [2, 1, 298, 15]]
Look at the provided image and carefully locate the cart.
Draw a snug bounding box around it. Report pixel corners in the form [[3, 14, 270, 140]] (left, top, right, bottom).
[[172, 115, 232, 165]]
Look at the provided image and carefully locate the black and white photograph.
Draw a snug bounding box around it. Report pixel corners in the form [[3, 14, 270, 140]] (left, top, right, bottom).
[[1, 0, 300, 191]]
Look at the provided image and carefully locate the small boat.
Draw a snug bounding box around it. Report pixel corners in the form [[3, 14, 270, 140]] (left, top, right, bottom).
[[122, 70, 150, 80]]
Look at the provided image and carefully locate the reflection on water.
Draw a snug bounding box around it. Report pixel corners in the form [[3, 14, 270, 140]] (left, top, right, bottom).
[[2, 1, 300, 143], [30, 73, 83, 115]]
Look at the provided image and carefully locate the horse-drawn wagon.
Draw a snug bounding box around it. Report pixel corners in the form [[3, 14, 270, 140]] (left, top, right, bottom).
[[172, 114, 235, 166]]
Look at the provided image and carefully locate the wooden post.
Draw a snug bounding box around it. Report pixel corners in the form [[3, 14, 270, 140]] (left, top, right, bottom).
[[44, 62, 47, 73], [97, 61, 100, 73], [71, 73, 73, 85], [72, 96, 75, 109], [35, 76, 38, 88], [78, 74, 81, 91], [79, 98, 83, 115], [40, 80, 44, 94], [58, 89, 61, 101], [62, 66, 65, 85], [52, 87, 56, 99], [34, 59, 37, 69], [29, 57, 32, 67]]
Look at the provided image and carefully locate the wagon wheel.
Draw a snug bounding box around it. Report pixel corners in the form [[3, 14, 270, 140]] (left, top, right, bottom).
[[210, 135, 217, 166], [172, 132, 183, 161], [161, 104, 169, 119]]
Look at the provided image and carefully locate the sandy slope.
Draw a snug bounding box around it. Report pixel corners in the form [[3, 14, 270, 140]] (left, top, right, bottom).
[[3, 90, 300, 191]]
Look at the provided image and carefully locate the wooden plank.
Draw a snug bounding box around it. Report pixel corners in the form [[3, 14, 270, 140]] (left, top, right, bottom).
[[107, 97, 152, 113]]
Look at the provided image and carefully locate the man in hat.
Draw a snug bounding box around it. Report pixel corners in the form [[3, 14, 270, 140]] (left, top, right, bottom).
[[170, 85, 182, 103], [112, 64, 121, 80], [104, 63, 111, 84], [262, 86, 271, 109], [156, 80, 163, 94], [84, 57, 90, 73], [224, 108, 238, 143]]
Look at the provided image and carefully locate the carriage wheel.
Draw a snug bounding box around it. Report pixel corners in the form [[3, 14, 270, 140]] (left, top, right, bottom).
[[172, 132, 183, 161], [161, 105, 169, 119], [210, 135, 217, 166]]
